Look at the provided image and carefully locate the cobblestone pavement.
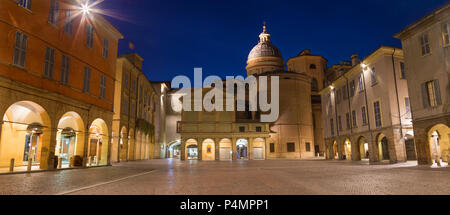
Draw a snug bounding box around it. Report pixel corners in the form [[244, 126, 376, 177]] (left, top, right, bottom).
[[0, 159, 449, 195]]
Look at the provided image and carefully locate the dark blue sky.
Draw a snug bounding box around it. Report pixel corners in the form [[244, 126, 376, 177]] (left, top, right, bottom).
[[99, 0, 448, 82]]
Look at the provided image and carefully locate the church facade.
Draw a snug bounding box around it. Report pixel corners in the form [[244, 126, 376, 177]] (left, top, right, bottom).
[[176, 25, 327, 160]]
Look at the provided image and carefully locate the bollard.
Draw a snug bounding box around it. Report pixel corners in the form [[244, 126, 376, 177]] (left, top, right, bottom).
[[9, 158, 14, 172], [69, 157, 73, 168], [58, 157, 62, 169], [27, 158, 32, 172]]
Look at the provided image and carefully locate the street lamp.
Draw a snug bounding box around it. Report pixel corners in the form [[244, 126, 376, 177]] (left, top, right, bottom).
[[81, 3, 91, 14]]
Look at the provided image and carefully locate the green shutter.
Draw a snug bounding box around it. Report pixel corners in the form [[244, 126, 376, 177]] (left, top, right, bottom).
[[434, 80, 442, 105], [421, 83, 429, 108]]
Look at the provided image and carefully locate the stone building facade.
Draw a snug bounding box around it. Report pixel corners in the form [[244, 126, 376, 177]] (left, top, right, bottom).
[[0, 0, 122, 170], [394, 3, 450, 165], [320, 46, 415, 164], [111, 53, 158, 163]]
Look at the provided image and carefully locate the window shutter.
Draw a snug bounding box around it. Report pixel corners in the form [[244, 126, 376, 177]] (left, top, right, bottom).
[[434, 80, 442, 105], [421, 83, 429, 108]]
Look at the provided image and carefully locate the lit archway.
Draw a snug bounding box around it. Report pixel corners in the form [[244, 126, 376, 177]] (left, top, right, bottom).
[[185, 139, 198, 160], [88, 119, 109, 166], [0, 101, 51, 169], [202, 139, 215, 161], [358, 136, 369, 160], [343, 138, 352, 160], [252, 138, 265, 160], [236, 139, 249, 160], [55, 111, 84, 167], [428, 124, 449, 165], [168, 140, 181, 159], [219, 138, 232, 160], [376, 134, 390, 161]]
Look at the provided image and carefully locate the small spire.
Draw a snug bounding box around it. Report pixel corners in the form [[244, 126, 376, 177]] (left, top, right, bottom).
[[263, 21, 267, 33]]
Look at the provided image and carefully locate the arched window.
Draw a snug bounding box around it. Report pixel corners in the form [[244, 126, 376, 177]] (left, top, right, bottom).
[[310, 64, 317, 70], [311, 78, 319, 92]]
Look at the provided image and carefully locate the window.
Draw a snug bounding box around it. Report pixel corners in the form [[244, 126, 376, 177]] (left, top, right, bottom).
[[132, 80, 136, 93], [256, 126, 262, 132], [19, 0, 32, 10], [336, 88, 341, 104], [370, 67, 377, 85], [338, 115, 343, 131], [405, 97, 412, 119], [420, 33, 431, 56], [100, 74, 106, 99], [400, 62, 406, 79], [239, 126, 245, 132], [352, 110, 357, 128], [48, 0, 59, 25], [13, 31, 28, 67], [311, 78, 318, 92], [287, 143, 295, 152], [86, 24, 94, 48], [358, 74, 364, 92], [444, 22, 450, 46], [305, 142, 311, 152], [349, 80, 356, 97], [270, 143, 275, 153], [345, 113, 351, 129], [83, 67, 91, 93], [60, 55, 70, 85], [122, 98, 128, 114], [342, 85, 348, 100], [422, 80, 442, 108], [123, 73, 129, 89], [374, 101, 382, 129], [310, 64, 316, 70], [102, 38, 109, 58], [64, 10, 74, 35], [43, 47, 55, 79], [330, 118, 335, 136], [131, 103, 135, 118], [361, 106, 367, 125]]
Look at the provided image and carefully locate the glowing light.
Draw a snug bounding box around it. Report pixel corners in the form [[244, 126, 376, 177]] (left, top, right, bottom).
[[81, 4, 91, 14], [361, 63, 367, 69], [330, 85, 334, 90]]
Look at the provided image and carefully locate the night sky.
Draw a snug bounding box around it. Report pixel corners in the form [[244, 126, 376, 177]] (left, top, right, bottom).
[[98, 0, 448, 82]]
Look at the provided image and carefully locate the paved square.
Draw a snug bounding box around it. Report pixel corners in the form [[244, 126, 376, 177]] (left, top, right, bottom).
[[0, 159, 449, 195]]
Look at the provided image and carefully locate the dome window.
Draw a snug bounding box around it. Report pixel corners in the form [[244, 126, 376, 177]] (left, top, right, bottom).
[[310, 64, 317, 70]]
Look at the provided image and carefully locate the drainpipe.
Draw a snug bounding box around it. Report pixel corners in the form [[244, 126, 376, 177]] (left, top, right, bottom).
[[361, 65, 374, 162], [391, 48, 405, 161]]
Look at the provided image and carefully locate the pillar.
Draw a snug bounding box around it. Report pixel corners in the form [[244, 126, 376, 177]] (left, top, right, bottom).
[[414, 126, 432, 165], [180, 138, 186, 161], [249, 138, 254, 160], [232, 137, 237, 160], [83, 125, 90, 167], [215, 138, 220, 161], [198, 138, 203, 161], [368, 134, 379, 163], [41, 122, 57, 170]]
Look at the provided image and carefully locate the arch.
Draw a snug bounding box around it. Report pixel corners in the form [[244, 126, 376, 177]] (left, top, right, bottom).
[[357, 136, 369, 160], [252, 138, 265, 160], [202, 139, 215, 161], [0, 101, 52, 169], [343, 138, 352, 160], [185, 139, 198, 160], [376, 133, 390, 161], [87, 119, 109, 166], [311, 78, 319, 92], [219, 138, 232, 161], [428, 124, 449, 164], [168, 140, 181, 159], [236, 138, 249, 160], [55, 111, 85, 167]]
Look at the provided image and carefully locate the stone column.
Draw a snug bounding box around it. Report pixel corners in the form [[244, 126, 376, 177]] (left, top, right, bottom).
[[197, 138, 203, 161], [180, 138, 186, 161], [368, 134, 379, 164], [41, 122, 58, 170], [83, 126, 90, 167], [232, 137, 237, 160], [414, 127, 432, 165], [215, 138, 220, 161], [249, 138, 254, 160]]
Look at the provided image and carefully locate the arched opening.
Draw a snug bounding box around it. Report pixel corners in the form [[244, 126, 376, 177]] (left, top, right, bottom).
[[88, 119, 109, 166], [343, 138, 352, 160], [168, 140, 181, 159], [332, 141, 338, 159], [0, 101, 51, 170], [119, 126, 128, 161], [252, 138, 265, 160], [236, 139, 248, 160], [358, 136, 369, 160], [55, 112, 84, 168], [185, 139, 198, 160], [404, 134, 417, 161], [428, 124, 449, 165], [219, 138, 232, 160], [202, 139, 215, 161], [377, 134, 390, 161]]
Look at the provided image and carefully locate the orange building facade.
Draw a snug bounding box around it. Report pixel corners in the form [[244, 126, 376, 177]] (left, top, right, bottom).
[[0, 0, 122, 171]]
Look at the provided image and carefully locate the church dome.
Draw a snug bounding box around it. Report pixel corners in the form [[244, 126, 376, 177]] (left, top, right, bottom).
[[248, 24, 283, 61]]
